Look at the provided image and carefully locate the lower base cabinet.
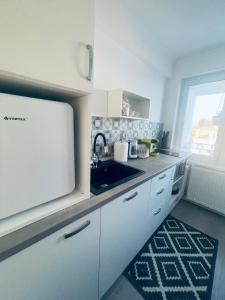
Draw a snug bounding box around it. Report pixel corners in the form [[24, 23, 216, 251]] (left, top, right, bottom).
[[99, 167, 175, 298], [0, 167, 176, 300], [99, 181, 151, 298], [0, 210, 100, 300]]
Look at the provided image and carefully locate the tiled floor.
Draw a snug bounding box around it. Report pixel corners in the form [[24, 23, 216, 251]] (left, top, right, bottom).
[[103, 200, 225, 300]]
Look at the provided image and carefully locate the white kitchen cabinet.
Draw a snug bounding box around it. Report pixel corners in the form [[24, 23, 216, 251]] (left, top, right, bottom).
[[0, 209, 100, 300], [0, 0, 94, 92], [99, 181, 151, 298], [90, 90, 108, 117], [108, 89, 150, 119], [149, 167, 175, 234]]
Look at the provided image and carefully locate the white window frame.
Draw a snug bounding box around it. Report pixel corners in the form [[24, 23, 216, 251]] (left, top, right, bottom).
[[174, 70, 225, 168]]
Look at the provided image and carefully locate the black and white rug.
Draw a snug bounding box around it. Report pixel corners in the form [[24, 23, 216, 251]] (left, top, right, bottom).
[[124, 215, 218, 300]]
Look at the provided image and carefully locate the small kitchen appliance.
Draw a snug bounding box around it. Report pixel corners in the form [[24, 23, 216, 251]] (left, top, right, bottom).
[[137, 144, 149, 159], [149, 139, 158, 156], [138, 139, 158, 156], [128, 140, 138, 159], [0, 93, 75, 219]]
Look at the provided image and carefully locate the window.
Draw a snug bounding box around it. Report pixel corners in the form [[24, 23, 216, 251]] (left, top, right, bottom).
[[176, 76, 225, 168], [189, 93, 224, 156]]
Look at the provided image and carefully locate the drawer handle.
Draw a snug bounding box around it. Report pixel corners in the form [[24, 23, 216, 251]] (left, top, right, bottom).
[[159, 174, 166, 180], [154, 208, 162, 215], [123, 191, 138, 202], [64, 220, 91, 239], [157, 188, 164, 195]]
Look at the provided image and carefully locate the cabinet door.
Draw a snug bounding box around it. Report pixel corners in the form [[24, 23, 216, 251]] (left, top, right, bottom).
[[0, 210, 100, 300], [90, 90, 108, 117], [100, 181, 151, 297], [0, 0, 94, 92]]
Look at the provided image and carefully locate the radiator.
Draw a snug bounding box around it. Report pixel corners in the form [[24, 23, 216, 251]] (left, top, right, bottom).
[[186, 163, 225, 215]]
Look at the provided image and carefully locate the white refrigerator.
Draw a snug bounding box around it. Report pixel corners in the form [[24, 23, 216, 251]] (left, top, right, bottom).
[[0, 93, 75, 219]]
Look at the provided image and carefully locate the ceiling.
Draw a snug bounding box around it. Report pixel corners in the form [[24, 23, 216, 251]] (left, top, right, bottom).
[[123, 0, 225, 60], [96, 0, 225, 75]]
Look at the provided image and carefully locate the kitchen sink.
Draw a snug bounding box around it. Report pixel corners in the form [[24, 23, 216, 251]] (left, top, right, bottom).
[[90, 160, 145, 195]]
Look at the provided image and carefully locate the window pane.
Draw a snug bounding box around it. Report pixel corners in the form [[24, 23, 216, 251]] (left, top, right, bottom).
[[189, 93, 224, 156]]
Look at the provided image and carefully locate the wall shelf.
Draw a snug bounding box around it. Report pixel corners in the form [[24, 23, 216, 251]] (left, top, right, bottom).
[[108, 89, 150, 120]]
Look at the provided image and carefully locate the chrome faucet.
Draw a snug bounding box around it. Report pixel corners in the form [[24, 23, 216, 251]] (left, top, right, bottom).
[[92, 133, 108, 167]]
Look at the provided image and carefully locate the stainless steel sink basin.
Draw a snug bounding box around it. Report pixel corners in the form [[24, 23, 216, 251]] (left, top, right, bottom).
[[90, 160, 144, 195]]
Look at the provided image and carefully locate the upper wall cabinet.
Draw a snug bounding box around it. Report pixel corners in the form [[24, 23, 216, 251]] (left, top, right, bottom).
[[108, 89, 150, 120], [90, 90, 108, 117], [0, 0, 94, 93]]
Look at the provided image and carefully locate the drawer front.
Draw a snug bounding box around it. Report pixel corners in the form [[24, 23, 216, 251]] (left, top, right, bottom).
[[150, 201, 168, 233], [151, 168, 173, 197], [150, 186, 169, 216], [151, 186, 170, 213], [149, 190, 169, 233]]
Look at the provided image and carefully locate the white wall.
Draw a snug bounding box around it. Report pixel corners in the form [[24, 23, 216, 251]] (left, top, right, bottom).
[[95, 0, 172, 76], [162, 44, 225, 147], [93, 28, 166, 122]]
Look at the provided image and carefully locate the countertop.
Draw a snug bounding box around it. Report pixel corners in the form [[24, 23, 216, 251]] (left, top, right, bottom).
[[0, 154, 190, 262]]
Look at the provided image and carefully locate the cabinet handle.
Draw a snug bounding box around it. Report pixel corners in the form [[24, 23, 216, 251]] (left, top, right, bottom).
[[86, 44, 93, 81], [123, 191, 138, 202], [159, 174, 166, 180], [157, 188, 164, 195], [153, 208, 161, 215], [64, 220, 91, 239]]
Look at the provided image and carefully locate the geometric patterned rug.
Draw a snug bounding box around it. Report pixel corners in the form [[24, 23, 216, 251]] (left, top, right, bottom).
[[124, 215, 218, 300]]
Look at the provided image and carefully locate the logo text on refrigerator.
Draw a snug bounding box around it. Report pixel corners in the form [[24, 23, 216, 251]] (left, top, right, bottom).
[[3, 116, 27, 121]]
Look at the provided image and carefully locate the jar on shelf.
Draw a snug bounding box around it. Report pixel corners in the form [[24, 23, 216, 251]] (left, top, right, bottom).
[[121, 97, 130, 117]]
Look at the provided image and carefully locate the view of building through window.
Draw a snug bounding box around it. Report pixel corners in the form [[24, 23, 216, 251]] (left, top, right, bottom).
[[189, 93, 225, 156]]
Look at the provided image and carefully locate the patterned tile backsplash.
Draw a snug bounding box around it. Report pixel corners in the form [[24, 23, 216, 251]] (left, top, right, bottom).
[[91, 117, 163, 159]]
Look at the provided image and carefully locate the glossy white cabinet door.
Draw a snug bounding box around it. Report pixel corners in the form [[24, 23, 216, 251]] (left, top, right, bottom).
[[99, 181, 151, 298], [0, 0, 94, 92], [0, 209, 100, 300]]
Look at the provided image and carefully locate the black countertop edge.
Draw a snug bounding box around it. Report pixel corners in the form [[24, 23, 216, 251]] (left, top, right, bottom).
[[0, 154, 190, 262]]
